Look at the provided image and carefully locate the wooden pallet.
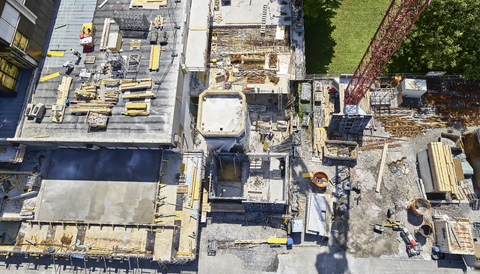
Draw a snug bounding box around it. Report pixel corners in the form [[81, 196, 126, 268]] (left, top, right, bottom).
[[84, 56, 96, 64], [129, 40, 141, 51]]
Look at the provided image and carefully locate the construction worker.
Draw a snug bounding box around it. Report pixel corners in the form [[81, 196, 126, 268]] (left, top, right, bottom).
[[100, 63, 109, 74], [63, 60, 74, 70], [70, 48, 81, 58]]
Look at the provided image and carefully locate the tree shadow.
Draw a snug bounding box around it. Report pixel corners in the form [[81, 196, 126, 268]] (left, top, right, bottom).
[[304, 3, 339, 74]]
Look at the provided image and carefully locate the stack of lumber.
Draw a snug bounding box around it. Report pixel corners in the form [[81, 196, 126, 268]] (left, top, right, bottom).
[[103, 78, 120, 87], [52, 76, 72, 123], [126, 102, 147, 110], [153, 16, 164, 29], [104, 89, 119, 103], [427, 142, 459, 198], [122, 110, 148, 116], [247, 75, 266, 84], [100, 18, 111, 51], [269, 54, 277, 69], [75, 82, 98, 99], [70, 100, 113, 114], [243, 54, 265, 63], [359, 143, 402, 151], [120, 78, 152, 91], [122, 92, 155, 99], [375, 115, 427, 137]]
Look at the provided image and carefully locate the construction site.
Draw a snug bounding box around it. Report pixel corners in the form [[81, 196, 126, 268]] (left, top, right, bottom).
[[0, 0, 479, 273]]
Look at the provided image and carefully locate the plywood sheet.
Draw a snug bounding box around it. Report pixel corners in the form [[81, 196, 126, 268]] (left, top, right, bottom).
[[132, 0, 167, 7]]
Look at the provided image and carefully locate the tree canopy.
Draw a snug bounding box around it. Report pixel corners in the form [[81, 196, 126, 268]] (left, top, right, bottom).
[[303, 0, 342, 19], [386, 0, 480, 79]]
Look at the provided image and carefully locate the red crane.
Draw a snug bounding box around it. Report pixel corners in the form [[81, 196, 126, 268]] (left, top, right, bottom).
[[344, 0, 431, 105]]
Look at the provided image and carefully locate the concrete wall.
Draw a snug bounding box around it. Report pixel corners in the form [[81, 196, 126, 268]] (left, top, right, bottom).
[[180, 72, 194, 150], [464, 129, 480, 188], [7, 138, 172, 149]]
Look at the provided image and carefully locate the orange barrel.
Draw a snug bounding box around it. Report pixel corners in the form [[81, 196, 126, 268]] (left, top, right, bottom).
[[312, 172, 328, 189]]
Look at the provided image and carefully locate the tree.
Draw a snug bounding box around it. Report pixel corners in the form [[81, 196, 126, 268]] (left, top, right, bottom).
[[385, 0, 480, 79], [304, 0, 342, 19]]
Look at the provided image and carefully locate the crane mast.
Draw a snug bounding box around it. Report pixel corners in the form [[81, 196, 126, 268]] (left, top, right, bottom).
[[344, 0, 431, 106]]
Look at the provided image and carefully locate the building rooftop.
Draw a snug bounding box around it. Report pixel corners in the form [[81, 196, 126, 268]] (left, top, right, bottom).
[[212, 0, 291, 26], [184, 0, 210, 71], [12, 0, 187, 146], [197, 90, 246, 137]]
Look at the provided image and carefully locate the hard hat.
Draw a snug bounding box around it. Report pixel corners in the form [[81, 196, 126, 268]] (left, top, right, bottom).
[[69, 48, 72, 50], [69, 61, 72, 63]]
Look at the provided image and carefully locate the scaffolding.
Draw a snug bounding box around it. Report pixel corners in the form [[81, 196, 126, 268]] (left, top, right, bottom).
[[113, 12, 150, 31], [370, 87, 398, 106], [107, 51, 126, 78]]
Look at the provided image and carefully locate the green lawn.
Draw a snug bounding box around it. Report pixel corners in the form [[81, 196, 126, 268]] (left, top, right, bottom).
[[305, 0, 391, 74]]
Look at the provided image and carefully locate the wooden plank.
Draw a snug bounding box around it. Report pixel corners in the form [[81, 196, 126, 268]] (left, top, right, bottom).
[[149, 45, 160, 71], [52, 76, 72, 123], [453, 158, 465, 181], [100, 18, 111, 51], [132, 0, 167, 6], [193, 180, 200, 200], [443, 145, 458, 195], [126, 102, 147, 109], [428, 142, 459, 195], [47, 51, 64, 57], [122, 93, 155, 99], [40, 72, 60, 82], [375, 143, 388, 193], [428, 143, 443, 191]]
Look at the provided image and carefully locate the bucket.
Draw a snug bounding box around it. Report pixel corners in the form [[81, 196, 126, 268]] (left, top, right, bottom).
[[409, 197, 431, 216], [420, 224, 433, 236], [312, 172, 329, 189]]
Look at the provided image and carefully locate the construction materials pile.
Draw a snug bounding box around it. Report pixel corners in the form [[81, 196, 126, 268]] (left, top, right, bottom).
[[75, 81, 98, 99]]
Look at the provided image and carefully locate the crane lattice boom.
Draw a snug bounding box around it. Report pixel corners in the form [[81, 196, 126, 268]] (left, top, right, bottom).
[[345, 0, 431, 105]]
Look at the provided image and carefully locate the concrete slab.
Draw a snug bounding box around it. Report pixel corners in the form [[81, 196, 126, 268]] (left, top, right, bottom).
[[200, 96, 243, 133], [36, 179, 155, 223], [185, 0, 209, 71], [214, 0, 291, 26], [46, 149, 161, 182]]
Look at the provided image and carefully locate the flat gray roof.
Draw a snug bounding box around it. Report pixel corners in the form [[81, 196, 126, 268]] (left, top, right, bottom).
[[12, 0, 187, 146], [197, 90, 246, 137], [200, 96, 243, 133], [185, 0, 209, 71], [36, 179, 156, 223], [212, 0, 292, 26]]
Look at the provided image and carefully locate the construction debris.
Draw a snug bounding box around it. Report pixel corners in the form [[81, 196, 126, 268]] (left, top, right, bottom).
[[85, 111, 108, 130]]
